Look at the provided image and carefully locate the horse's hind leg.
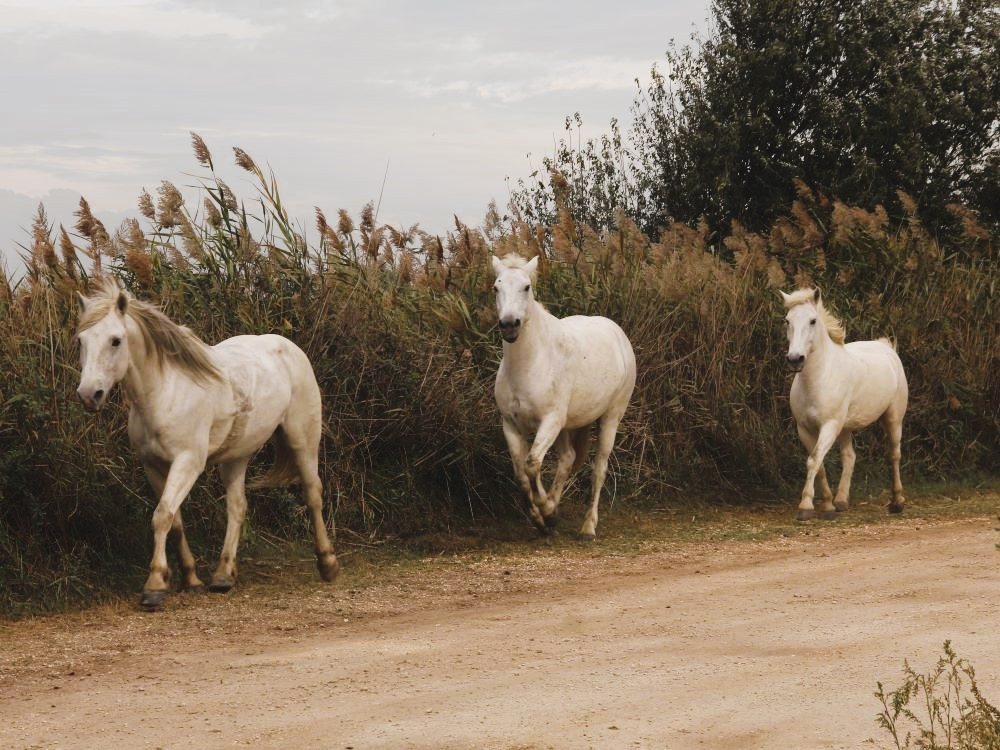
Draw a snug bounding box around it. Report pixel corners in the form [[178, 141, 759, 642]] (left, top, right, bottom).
[[171, 508, 204, 592], [580, 410, 624, 540], [210, 457, 251, 592], [882, 412, 905, 513], [833, 431, 856, 512], [545, 429, 587, 529], [282, 410, 339, 582]]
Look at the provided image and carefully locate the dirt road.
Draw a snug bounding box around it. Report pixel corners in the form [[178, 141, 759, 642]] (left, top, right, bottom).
[[2, 516, 998, 749]]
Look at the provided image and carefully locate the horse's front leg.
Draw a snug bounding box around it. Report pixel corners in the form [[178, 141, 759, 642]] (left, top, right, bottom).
[[525, 414, 564, 527], [797, 422, 840, 521], [142, 451, 206, 610], [145, 461, 204, 593], [501, 418, 546, 530], [210, 457, 251, 593]]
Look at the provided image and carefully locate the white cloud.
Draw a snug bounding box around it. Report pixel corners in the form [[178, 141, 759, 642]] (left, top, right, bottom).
[[0, 0, 271, 40], [382, 53, 653, 104]]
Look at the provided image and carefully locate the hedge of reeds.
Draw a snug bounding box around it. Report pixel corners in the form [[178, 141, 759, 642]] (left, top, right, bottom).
[[0, 138, 996, 615]]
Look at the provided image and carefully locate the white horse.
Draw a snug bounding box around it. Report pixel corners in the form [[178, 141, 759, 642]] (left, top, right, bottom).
[[75, 281, 339, 610], [491, 255, 636, 539], [781, 288, 908, 521]]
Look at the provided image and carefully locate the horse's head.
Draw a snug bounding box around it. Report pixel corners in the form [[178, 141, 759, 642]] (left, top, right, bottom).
[[490, 254, 539, 343], [780, 288, 822, 372], [75, 286, 131, 412]]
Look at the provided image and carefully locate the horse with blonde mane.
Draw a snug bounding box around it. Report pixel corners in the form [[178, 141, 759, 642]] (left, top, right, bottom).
[[491, 254, 636, 539], [75, 281, 338, 610], [781, 288, 908, 521]]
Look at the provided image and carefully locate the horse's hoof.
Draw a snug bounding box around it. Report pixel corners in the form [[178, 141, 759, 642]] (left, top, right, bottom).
[[543, 514, 559, 530], [182, 584, 207, 595], [887, 502, 904, 514], [796, 509, 815, 522], [208, 578, 235, 593], [317, 555, 340, 582], [576, 531, 596, 543], [139, 590, 167, 611], [819, 511, 838, 521], [833, 501, 849, 512]]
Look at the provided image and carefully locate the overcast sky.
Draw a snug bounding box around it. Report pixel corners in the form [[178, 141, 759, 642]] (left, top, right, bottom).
[[0, 0, 711, 274]]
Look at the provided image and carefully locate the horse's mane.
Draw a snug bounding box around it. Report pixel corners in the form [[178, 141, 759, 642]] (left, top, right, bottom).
[[782, 288, 846, 345], [78, 280, 223, 384]]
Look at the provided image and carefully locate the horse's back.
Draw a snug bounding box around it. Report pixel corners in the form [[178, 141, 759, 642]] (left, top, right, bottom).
[[843, 338, 908, 426], [558, 315, 636, 423], [213, 334, 320, 407]]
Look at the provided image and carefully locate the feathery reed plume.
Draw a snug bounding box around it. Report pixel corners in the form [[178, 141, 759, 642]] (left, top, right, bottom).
[[177, 214, 204, 261], [156, 181, 185, 228], [233, 146, 257, 173], [217, 179, 238, 212], [190, 131, 213, 169], [120, 219, 154, 290], [316, 207, 344, 253], [337, 209, 354, 236], [204, 197, 223, 228], [30, 204, 58, 273], [316, 206, 330, 235], [59, 226, 78, 279], [138, 189, 156, 221], [75, 197, 109, 273], [398, 249, 414, 283]]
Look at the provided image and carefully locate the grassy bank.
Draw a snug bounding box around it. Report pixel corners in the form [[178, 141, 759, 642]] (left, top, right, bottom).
[[0, 138, 996, 616]]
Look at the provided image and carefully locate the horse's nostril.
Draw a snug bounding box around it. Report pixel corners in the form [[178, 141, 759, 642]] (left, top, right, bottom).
[[94, 389, 104, 401]]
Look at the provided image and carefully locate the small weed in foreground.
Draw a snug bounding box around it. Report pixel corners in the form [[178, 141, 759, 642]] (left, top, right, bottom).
[[873, 641, 1000, 749]]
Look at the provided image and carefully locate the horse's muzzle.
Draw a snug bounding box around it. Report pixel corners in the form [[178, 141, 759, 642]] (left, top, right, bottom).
[[77, 388, 106, 412], [499, 319, 521, 343], [785, 354, 805, 372]]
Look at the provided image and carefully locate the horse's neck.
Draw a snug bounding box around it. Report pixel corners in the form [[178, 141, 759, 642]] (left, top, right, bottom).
[[800, 324, 846, 388], [119, 318, 164, 416], [503, 301, 558, 375]]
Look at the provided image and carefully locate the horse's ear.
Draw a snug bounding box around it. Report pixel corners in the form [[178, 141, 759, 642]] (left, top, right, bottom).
[[76, 291, 88, 314], [115, 292, 128, 315], [813, 288, 821, 304], [490, 255, 504, 277], [779, 290, 792, 305], [524, 255, 539, 280]]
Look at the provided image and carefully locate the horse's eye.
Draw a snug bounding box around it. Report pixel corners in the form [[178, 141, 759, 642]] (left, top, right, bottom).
[[809, 319, 816, 326], [111, 337, 121, 347], [523, 284, 530, 292]]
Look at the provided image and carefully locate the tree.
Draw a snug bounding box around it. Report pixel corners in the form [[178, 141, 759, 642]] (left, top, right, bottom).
[[513, 0, 1000, 238]]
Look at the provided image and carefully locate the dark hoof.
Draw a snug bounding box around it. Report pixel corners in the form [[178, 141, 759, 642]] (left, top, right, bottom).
[[317, 555, 340, 583], [796, 509, 815, 522], [819, 511, 838, 521], [543, 513, 559, 530], [208, 578, 235, 593], [182, 584, 207, 595], [576, 531, 596, 543], [833, 501, 849, 513], [888, 503, 904, 514], [139, 590, 167, 611]]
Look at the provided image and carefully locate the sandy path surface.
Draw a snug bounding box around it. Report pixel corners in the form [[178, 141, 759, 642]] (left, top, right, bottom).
[[1, 516, 998, 749]]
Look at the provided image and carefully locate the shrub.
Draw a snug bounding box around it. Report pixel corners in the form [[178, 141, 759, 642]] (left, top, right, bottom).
[[874, 641, 1000, 749]]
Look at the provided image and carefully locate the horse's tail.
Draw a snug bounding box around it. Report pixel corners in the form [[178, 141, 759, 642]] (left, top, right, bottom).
[[247, 426, 302, 489], [570, 426, 591, 475]]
